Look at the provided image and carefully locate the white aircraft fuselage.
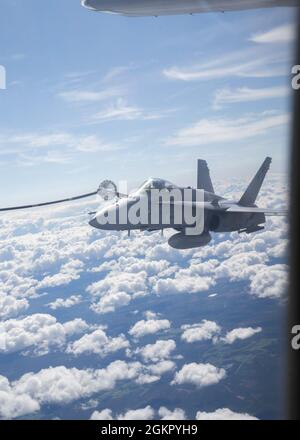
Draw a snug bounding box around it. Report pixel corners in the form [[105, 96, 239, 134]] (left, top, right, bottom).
[[81, 0, 298, 16]]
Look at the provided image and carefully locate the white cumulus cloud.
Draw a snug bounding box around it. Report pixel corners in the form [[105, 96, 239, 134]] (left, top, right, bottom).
[[90, 405, 186, 421], [221, 327, 262, 344], [171, 363, 226, 388], [0, 375, 40, 420], [250, 264, 288, 298], [0, 314, 89, 355], [196, 408, 258, 420], [181, 320, 221, 343], [87, 271, 148, 314], [135, 340, 176, 363], [90, 409, 113, 420], [0, 295, 29, 320], [129, 316, 171, 339], [117, 406, 155, 421], [66, 328, 129, 357], [47, 295, 82, 310], [158, 406, 186, 420]]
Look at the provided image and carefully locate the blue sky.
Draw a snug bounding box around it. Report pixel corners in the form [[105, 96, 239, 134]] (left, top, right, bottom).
[[0, 1, 296, 206]]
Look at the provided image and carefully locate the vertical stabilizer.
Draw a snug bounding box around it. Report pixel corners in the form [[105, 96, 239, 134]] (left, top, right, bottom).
[[239, 157, 272, 206], [197, 160, 214, 193]]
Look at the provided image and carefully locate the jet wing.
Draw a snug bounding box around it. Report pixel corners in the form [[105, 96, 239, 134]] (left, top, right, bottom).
[[152, 200, 287, 216], [82, 0, 298, 17], [225, 206, 288, 216]]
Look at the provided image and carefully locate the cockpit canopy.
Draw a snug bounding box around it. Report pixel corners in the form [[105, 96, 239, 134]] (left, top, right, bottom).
[[137, 178, 178, 192]]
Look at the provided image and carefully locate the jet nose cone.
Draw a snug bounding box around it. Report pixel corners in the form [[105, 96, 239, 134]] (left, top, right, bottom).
[[89, 216, 99, 229]]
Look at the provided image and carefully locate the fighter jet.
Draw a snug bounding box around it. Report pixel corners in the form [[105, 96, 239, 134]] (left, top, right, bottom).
[[0, 158, 287, 250], [81, 0, 298, 17], [87, 157, 287, 249]]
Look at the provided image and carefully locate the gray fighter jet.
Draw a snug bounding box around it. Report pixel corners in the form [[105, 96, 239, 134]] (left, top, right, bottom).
[[81, 0, 298, 17], [88, 157, 287, 249], [0, 158, 287, 250]]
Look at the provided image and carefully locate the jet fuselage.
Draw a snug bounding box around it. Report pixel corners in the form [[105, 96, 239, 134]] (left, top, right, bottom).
[[89, 186, 265, 234]]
